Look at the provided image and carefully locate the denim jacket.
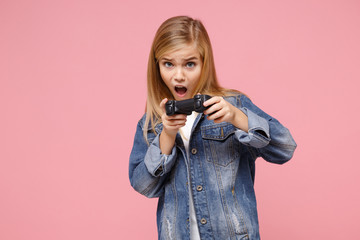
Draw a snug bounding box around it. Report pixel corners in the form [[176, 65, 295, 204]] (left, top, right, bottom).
[[129, 94, 297, 240]]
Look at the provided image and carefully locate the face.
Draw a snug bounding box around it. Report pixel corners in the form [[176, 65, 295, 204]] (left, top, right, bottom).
[[159, 44, 203, 100]]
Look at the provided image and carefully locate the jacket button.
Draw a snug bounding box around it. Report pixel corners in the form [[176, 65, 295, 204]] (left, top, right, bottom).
[[191, 148, 197, 154], [200, 218, 207, 225], [196, 185, 203, 191]]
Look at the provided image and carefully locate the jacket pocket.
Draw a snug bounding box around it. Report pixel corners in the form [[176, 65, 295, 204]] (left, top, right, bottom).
[[236, 233, 249, 240], [230, 209, 249, 239], [201, 123, 239, 167]]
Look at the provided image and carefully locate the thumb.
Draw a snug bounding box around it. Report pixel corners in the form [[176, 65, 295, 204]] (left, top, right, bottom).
[[160, 98, 168, 113]]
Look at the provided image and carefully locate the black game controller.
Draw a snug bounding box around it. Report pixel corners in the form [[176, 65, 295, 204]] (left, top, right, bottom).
[[165, 94, 212, 116]]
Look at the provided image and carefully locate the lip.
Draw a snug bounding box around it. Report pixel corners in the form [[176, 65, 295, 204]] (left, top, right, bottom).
[[173, 85, 188, 99], [175, 91, 187, 99]]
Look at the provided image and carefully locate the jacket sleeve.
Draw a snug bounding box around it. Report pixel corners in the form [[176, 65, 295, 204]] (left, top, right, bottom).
[[129, 120, 177, 198], [234, 94, 297, 164]]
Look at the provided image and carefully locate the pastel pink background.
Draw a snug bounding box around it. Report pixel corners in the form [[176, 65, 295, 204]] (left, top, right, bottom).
[[1, 0, 359, 239]]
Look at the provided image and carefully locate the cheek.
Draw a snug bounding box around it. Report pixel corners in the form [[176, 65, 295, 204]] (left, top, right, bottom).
[[160, 72, 173, 90], [159, 68, 169, 82], [190, 69, 202, 84]]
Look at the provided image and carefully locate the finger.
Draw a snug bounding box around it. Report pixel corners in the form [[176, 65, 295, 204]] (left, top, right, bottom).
[[165, 114, 187, 122], [169, 113, 187, 119], [207, 108, 226, 121], [203, 96, 221, 107], [213, 116, 226, 124], [163, 121, 186, 131], [203, 102, 223, 116], [166, 119, 187, 126], [163, 116, 187, 125], [160, 98, 168, 112], [175, 123, 186, 128]]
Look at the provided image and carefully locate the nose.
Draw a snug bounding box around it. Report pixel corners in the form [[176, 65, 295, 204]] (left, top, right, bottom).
[[174, 67, 185, 82]]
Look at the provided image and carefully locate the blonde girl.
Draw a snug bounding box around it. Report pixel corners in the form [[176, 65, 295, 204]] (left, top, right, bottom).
[[129, 16, 296, 240]]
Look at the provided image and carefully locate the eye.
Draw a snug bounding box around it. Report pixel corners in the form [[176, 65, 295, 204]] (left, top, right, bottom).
[[164, 62, 173, 68], [186, 62, 196, 68]]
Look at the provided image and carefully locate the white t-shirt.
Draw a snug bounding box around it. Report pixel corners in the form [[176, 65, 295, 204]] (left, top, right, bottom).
[[179, 111, 201, 240]]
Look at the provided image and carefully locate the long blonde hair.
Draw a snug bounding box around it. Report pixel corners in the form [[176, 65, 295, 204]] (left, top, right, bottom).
[[144, 16, 240, 141]]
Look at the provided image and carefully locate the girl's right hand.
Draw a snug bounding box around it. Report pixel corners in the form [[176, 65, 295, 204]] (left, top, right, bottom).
[[159, 98, 186, 155], [160, 98, 187, 138]]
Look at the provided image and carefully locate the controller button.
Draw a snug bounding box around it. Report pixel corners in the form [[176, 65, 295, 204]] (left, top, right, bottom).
[[195, 101, 201, 109]]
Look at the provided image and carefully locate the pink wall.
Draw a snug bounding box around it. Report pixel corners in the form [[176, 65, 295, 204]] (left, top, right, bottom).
[[1, 0, 359, 239]]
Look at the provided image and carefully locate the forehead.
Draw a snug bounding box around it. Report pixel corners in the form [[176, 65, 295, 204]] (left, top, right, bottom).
[[161, 44, 201, 60]]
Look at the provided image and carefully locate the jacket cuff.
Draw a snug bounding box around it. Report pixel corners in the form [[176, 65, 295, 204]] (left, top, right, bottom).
[[144, 134, 177, 177], [235, 107, 270, 148]]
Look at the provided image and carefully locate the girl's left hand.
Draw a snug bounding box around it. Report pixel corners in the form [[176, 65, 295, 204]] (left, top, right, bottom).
[[203, 96, 249, 132]]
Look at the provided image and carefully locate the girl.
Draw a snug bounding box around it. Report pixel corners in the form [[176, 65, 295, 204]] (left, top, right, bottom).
[[129, 16, 296, 240]]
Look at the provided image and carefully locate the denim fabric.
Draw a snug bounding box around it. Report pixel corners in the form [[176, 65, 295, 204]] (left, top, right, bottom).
[[129, 94, 297, 240]]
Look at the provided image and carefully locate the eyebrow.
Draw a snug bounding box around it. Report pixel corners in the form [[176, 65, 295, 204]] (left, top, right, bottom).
[[161, 56, 199, 61], [184, 57, 199, 61]]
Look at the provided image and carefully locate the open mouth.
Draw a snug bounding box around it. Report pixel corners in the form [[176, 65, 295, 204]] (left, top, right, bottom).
[[175, 86, 187, 95]]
